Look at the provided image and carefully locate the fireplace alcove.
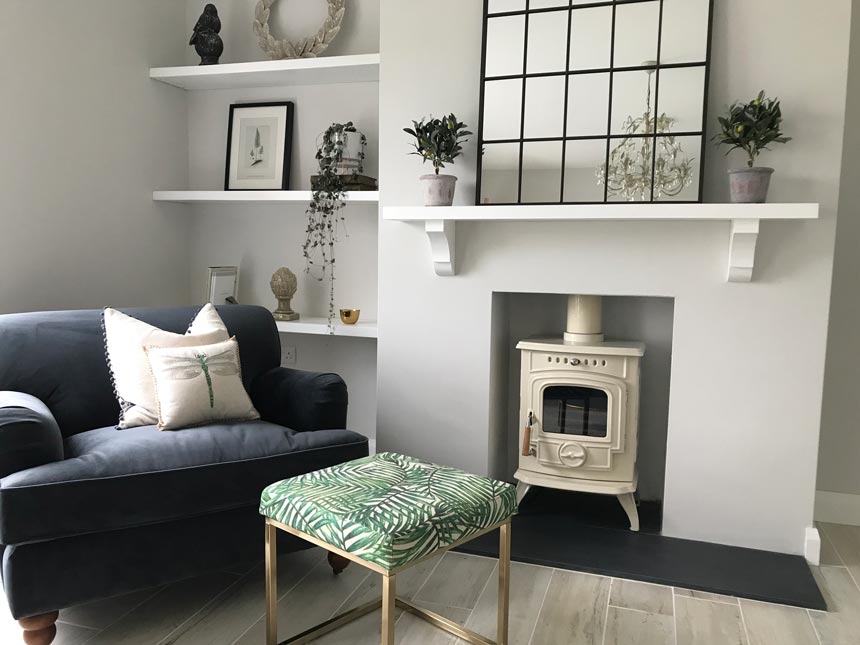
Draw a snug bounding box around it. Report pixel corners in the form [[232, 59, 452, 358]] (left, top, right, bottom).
[[476, 292, 825, 608], [488, 292, 675, 528]]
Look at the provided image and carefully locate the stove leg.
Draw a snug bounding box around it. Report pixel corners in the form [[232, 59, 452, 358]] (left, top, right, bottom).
[[515, 482, 531, 505], [617, 493, 640, 532]]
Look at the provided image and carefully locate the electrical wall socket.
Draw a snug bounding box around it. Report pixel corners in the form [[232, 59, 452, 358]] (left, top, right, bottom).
[[282, 345, 297, 366]]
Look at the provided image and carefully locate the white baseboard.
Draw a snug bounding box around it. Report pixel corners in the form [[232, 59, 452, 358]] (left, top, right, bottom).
[[815, 490, 860, 526], [368, 439, 377, 456], [804, 527, 821, 566]]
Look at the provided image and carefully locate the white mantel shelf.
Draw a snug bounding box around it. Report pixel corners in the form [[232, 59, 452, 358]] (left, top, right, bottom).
[[154, 191, 379, 204], [275, 318, 378, 339], [149, 54, 380, 91], [382, 203, 820, 282]]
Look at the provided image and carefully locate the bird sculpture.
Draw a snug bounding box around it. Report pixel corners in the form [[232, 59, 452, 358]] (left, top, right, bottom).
[[190, 4, 223, 65]]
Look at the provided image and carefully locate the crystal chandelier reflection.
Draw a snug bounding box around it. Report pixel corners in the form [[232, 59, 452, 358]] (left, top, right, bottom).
[[597, 67, 694, 201]]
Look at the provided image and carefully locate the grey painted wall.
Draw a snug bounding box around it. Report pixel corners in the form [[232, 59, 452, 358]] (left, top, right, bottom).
[[0, 1, 191, 314], [819, 3, 860, 499]]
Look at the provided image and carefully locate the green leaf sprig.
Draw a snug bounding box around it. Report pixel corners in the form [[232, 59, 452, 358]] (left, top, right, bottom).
[[714, 91, 791, 168], [404, 114, 472, 175]]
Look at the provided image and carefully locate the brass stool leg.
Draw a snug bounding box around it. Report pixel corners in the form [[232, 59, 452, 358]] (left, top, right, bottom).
[[382, 573, 396, 645], [498, 522, 511, 645], [266, 520, 278, 645]]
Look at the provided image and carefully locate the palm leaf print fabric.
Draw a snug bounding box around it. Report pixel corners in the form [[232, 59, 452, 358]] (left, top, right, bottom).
[[259, 453, 517, 570]]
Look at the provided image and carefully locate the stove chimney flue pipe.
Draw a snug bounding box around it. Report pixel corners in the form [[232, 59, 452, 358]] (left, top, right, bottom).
[[564, 295, 605, 344]]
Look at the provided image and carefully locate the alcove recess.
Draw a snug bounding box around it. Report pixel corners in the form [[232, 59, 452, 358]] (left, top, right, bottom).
[[150, 52, 382, 446]]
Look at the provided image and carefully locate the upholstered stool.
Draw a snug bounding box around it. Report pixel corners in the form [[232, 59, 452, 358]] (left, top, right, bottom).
[[259, 452, 518, 645]]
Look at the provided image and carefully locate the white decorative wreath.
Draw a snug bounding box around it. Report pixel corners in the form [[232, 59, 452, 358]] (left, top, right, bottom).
[[253, 0, 345, 60]]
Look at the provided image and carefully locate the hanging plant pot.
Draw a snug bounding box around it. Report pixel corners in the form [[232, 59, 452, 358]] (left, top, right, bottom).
[[421, 174, 458, 206], [304, 122, 367, 330], [728, 167, 774, 203]]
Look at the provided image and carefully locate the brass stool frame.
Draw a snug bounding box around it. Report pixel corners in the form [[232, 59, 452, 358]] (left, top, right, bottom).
[[265, 517, 512, 645]]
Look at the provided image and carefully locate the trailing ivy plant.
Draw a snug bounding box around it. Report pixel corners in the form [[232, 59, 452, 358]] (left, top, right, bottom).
[[303, 122, 367, 330], [404, 114, 472, 174], [714, 91, 791, 168]]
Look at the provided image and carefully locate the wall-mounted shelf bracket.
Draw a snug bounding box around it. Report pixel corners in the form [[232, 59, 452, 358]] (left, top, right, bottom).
[[425, 219, 455, 276], [727, 219, 760, 282]]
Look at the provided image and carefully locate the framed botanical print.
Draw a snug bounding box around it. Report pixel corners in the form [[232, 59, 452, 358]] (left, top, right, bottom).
[[225, 101, 294, 190]]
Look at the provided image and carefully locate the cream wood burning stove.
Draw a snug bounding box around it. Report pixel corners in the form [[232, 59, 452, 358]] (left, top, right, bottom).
[[515, 295, 645, 531]]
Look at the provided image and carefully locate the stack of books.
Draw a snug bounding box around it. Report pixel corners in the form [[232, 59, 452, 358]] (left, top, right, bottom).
[[311, 174, 378, 192]]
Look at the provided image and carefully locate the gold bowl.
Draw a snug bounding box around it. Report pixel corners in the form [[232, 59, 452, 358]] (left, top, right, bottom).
[[339, 309, 361, 325]]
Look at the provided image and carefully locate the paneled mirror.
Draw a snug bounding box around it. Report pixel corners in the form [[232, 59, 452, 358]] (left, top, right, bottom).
[[477, 0, 713, 205]]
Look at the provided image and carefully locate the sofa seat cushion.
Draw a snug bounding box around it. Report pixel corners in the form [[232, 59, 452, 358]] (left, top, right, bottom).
[[0, 421, 367, 545]]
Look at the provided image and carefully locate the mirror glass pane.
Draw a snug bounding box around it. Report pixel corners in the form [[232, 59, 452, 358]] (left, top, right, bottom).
[[483, 79, 523, 141], [661, 0, 710, 63], [567, 73, 610, 137], [527, 10, 569, 74], [486, 16, 525, 77], [657, 67, 706, 133], [613, 1, 660, 68], [564, 140, 607, 202], [488, 0, 526, 14], [481, 143, 522, 204], [531, 0, 569, 9], [654, 135, 701, 202], [602, 132, 700, 202], [523, 76, 566, 139], [610, 70, 654, 136], [569, 7, 612, 71], [522, 141, 563, 203]]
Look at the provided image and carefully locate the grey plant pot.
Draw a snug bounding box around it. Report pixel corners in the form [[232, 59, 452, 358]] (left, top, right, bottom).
[[420, 174, 458, 207], [728, 167, 774, 203]]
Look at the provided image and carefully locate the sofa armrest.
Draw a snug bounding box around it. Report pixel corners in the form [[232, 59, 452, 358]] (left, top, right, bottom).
[[0, 392, 64, 478], [251, 368, 348, 432]]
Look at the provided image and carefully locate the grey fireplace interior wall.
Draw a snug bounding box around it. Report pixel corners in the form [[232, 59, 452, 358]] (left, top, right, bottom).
[[490, 292, 674, 502]]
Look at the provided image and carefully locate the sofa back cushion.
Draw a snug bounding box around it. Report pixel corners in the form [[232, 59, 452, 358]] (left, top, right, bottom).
[[0, 306, 280, 437]]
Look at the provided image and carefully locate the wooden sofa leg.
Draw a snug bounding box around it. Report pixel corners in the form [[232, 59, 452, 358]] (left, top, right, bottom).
[[19, 610, 59, 645], [328, 551, 350, 575]]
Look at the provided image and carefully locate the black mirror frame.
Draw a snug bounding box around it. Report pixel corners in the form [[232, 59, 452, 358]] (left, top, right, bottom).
[[475, 0, 715, 206]]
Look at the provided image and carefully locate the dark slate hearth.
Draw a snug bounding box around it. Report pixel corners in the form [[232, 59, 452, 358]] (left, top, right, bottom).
[[456, 488, 826, 611]]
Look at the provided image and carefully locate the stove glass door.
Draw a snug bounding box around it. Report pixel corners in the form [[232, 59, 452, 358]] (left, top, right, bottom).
[[542, 385, 608, 438]]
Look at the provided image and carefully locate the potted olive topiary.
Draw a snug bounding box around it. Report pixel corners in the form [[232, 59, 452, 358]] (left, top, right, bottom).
[[714, 91, 791, 203], [404, 114, 472, 206]]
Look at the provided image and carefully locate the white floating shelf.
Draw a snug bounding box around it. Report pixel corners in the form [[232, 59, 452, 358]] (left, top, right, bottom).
[[383, 203, 820, 282], [154, 191, 379, 205], [275, 318, 378, 339], [150, 54, 380, 91], [383, 203, 818, 222]]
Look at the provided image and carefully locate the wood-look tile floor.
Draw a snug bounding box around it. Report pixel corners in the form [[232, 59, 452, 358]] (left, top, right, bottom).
[[2, 522, 859, 644]]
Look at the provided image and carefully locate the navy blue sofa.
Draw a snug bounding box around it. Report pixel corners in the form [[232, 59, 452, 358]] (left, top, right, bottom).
[[0, 305, 368, 630]]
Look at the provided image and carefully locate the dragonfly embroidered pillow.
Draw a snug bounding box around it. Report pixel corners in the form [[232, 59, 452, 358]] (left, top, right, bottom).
[[103, 305, 230, 428], [144, 337, 259, 431]]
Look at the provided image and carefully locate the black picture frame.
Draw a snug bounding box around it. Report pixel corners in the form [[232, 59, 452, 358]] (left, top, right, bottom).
[[475, 0, 715, 205], [224, 101, 294, 191]]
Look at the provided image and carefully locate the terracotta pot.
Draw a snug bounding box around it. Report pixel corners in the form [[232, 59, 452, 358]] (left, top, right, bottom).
[[420, 174, 457, 206], [728, 167, 774, 203]]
